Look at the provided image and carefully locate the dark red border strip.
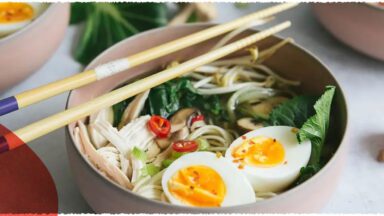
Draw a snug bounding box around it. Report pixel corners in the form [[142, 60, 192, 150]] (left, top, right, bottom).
[[0, 124, 25, 153]]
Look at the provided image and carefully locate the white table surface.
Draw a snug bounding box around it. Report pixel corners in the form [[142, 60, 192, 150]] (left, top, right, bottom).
[[1, 3, 384, 213]]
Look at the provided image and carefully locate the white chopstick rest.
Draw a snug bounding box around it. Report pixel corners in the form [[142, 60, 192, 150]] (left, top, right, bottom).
[[95, 59, 131, 80]]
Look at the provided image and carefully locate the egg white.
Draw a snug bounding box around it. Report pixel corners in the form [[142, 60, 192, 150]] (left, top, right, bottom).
[[162, 151, 256, 207], [225, 126, 311, 193], [0, 3, 46, 37]]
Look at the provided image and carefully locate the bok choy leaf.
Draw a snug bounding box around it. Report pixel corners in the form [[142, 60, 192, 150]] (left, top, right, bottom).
[[70, 3, 168, 65]]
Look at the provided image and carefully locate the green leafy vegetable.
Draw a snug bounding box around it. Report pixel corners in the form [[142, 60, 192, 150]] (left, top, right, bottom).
[[298, 86, 336, 166], [132, 146, 147, 162], [162, 159, 174, 168], [70, 3, 168, 65], [296, 86, 336, 182], [112, 97, 133, 127], [141, 164, 161, 177], [267, 96, 317, 128], [144, 77, 227, 122], [295, 165, 318, 185], [196, 138, 210, 151]]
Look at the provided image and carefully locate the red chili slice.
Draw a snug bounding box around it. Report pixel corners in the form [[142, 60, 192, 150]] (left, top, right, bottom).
[[172, 140, 198, 153], [190, 115, 205, 125], [148, 115, 171, 138]]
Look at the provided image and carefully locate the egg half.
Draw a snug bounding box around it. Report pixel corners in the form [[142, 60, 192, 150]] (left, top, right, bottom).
[[225, 126, 311, 193], [0, 3, 46, 37], [162, 152, 256, 207]]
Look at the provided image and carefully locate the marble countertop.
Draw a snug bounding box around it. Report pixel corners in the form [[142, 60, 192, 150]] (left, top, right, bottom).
[[1, 3, 384, 213]]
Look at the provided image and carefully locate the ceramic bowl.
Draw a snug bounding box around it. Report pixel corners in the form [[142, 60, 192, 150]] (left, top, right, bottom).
[[0, 3, 70, 91], [312, 3, 384, 61], [65, 24, 349, 213]]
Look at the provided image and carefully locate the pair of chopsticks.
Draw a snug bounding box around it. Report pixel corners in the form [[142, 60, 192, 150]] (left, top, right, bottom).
[[0, 3, 297, 116], [0, 4, 295, 153]]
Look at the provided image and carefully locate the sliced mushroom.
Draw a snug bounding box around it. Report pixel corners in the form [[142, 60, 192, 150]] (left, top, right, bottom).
[[155, 138, 172, 150], [237, 118, 264, 131], [250, 96, 289, 119], [118, 90, 150, 129], [172, 126, 190, 141], [146, 142, 161, 161], [88, 107, 114, 149], [170, 108, 197, 133], [153, 144, 173, 167]]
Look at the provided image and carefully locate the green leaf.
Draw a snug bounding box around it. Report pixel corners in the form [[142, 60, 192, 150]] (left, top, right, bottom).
[[295, 165, 320, 185], [112, 97, 133, 127], [71, 3, 168, 65], [132, 146, 147, 162], [70, 3, 93, 24], [196, 138, 210, 151], [267, 95, 317, 128], [162, 159, 174, 168], [141, 164, 161, 177], [144, 77, 227, 122], [298, 86, 336, 165], [186, 10, 198, 23]]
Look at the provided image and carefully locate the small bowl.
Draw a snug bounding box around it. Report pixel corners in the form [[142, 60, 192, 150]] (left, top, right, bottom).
[[312, 3, 384, 61], [65, 24, 349, 213], [0, 3, 70, 91]]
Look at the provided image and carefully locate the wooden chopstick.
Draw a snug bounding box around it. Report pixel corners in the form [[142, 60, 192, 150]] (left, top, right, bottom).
[[0, 21, 291, 153], [0, 3, 298, 117]]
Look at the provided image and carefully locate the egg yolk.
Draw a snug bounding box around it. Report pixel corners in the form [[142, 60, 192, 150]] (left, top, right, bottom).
[[232, 136, 285, 168], [168, 165, 226, 207], [0, 3, 34, 24]]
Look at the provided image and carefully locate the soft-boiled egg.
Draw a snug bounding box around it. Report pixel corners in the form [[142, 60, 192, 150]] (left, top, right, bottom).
[[225, 126, 311, 193], [0, 3, 45, 37], [162, 152, 256, 207]]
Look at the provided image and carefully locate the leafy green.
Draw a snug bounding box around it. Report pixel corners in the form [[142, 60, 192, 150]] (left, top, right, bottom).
[[296, 86, 336, 182], [111, 97, 133, 127], [70, 3, 92, 24], [132, 146, 147, 162], [196, 138, 210, 151], [162, 159, 174, 168], [298, 86, 336, 166], [295, 165, 319, 185], [70, 3, 168, 65], [144, 77, 227, 122], [161, 151, 187, 168], [141, 164, 161, 177], [267, 96, 317, 128]]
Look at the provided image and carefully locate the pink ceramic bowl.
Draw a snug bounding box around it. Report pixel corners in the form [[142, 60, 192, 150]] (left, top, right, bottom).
[[0, 3, 69, 91], [65, 24, 349, 213], [312, 3, 384, 61]]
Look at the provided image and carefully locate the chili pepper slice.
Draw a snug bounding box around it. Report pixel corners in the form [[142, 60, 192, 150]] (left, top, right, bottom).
[[190, 115, 205, 125], [148, 115, 171, 138], [172, 140, 198, 153]]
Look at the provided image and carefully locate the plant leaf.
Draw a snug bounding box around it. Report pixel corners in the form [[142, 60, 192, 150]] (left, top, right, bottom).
[[132, 146, 147, 162], [143, 77, 227, 122], [71, 3, 168, 65], [141, 164, 161, 177], [267, 95, 317, 128], [298, 86, 336, 166]]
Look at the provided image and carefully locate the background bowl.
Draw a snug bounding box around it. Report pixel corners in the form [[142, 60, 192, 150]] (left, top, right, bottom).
[[0, 3, 69, 91], [312, 3, 384, 61], [66, 24, 348, 213]]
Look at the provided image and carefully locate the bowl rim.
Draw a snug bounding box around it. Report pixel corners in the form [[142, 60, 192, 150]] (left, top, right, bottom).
[[0, 3, 63, 45], [364, 2, 384, 11], [65, 23, 350, 211]]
